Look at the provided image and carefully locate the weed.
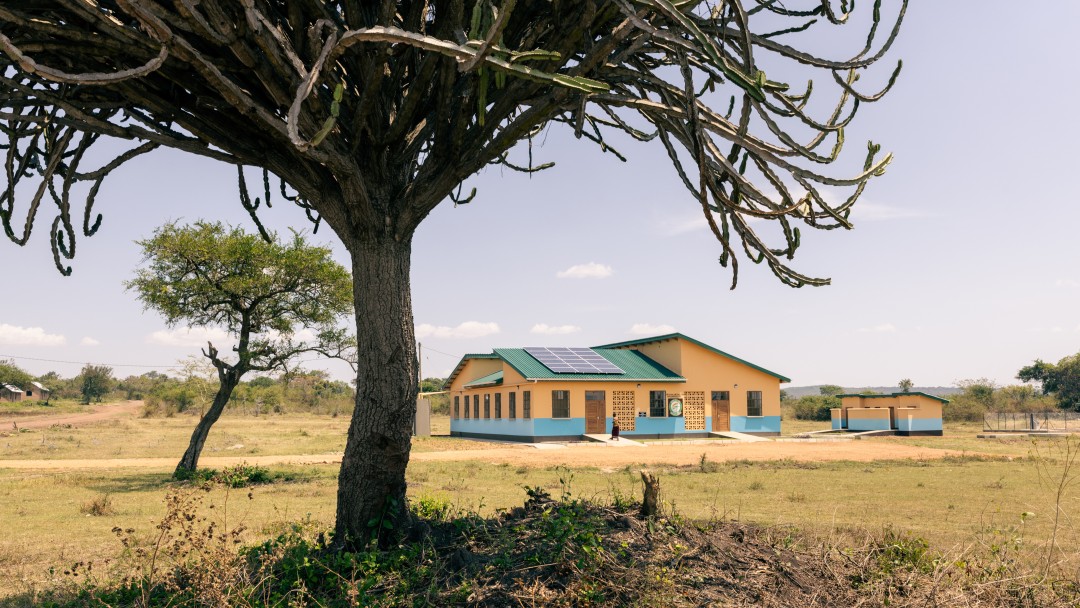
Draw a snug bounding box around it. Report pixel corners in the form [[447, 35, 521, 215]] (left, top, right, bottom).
[[748, 480, 764, 491], [80, 494, 115, 517], [786, 491, 807, 503]]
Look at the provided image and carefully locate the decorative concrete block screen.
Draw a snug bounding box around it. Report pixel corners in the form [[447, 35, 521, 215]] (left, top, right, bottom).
[[684, 391, 706, 430], [612, 390, 636, 431]]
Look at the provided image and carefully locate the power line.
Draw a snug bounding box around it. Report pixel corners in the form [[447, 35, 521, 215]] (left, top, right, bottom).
[[420, 345, 460, 359], [0, 353, 181, 369]]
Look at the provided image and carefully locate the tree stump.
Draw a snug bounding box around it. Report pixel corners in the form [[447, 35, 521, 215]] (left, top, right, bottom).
[[640, 470, 660, 518]]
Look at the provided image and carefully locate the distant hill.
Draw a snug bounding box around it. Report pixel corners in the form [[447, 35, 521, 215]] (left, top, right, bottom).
[[783, 385, 960, 399]]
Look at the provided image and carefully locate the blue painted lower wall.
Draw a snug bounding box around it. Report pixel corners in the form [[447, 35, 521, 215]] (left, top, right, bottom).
[[848, 417, 892, 431], [896, 417, 942, 432], [730, 416, 782, 434], [451, 415, 782, 439], [627, 416, 689, 435]]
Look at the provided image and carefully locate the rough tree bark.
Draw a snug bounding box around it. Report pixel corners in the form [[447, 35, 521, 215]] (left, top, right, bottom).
[[335, 234, 418, 545], [641, 470, 661, 518], [175, 368, 241, 476]]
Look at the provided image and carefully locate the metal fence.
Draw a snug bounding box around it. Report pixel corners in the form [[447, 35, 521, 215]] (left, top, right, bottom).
[[983, 411, 1080, 432]]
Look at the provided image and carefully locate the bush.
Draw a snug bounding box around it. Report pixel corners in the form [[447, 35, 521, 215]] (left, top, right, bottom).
[[790, 395, 838, 421]]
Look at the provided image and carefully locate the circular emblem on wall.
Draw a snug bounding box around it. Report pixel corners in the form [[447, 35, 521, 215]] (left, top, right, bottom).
[[668, 398, 683, 417]]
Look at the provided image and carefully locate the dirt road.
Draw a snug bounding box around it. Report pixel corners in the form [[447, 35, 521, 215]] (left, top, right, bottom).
[[0, 439, 987, 471], [0, 400, 142, 431]]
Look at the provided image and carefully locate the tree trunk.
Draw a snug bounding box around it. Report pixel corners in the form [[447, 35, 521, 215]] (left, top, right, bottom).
[[174, 373, 240, 477], [336, 234, 417, 547], [641, 470, 661, 518]]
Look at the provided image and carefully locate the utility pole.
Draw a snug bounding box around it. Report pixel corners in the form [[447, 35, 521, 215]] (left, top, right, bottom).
[[417, 341, 422, 390]]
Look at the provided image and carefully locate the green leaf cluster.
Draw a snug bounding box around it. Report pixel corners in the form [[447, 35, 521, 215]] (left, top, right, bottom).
[[1019, 354, 1080, 411], [125, 221, 354, 372]]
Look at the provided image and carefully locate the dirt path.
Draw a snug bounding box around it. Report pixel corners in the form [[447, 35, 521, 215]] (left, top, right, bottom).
[[0, 400, 142, 431], [0, 439, 987, 471]]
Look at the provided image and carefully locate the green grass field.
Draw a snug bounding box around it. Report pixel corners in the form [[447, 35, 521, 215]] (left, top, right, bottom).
[[0, 410, 1076, 600]]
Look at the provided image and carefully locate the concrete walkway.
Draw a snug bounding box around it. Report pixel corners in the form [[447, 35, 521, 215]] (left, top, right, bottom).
[[708, 431, 770, 442], [581, 434, 646, 446]]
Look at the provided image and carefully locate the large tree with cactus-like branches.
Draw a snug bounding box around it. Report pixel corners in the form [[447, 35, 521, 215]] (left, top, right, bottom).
[[1, 0, 905, 545]]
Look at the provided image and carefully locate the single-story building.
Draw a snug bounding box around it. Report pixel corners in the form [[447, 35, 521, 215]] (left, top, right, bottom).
[[446, 333, 788, 442], [1, 384, 25, 402], [26, 381, 50, 402], [831, 392, 948, 436]]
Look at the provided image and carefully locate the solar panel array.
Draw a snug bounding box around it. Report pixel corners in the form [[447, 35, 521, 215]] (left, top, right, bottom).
[[524, 347, 625, 374]]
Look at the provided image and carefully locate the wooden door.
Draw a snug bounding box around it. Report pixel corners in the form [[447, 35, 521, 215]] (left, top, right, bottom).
[[585, 390, 606, 434], [711, 391, 730, 432]]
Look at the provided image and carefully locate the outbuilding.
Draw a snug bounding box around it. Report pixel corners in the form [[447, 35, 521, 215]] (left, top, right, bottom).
[[26, 381, 50, 402], [831, 392, 948, 436], [446, 333, 787, 442], [0, 384, 25, 402]]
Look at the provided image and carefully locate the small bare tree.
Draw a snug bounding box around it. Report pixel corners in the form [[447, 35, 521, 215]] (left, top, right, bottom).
[[1, 0, 905, 545]]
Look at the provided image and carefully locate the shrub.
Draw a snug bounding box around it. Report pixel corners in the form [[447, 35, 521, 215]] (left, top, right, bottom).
[[80, 494, 115, 517], [790, 395, 837, 421]]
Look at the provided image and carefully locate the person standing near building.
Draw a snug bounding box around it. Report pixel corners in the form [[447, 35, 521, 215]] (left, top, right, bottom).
[[611, 417, 620, 441]]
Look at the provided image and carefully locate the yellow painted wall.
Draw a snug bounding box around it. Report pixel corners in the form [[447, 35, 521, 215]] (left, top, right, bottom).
[[622, 338, 683, 377], [846, 407, 892, 421], [670, 340, 782, 418], [447, 358, 502, 393], [839, 394, 943, 420]]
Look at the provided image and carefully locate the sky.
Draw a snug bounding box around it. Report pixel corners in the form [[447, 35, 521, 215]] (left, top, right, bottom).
[[2, 2, 1079, 389]]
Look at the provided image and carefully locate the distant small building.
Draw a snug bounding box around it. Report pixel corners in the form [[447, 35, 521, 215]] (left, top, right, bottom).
[[0, 384, 25, 402], [26, 381, 50, 402], [831, 392, 948, 436]]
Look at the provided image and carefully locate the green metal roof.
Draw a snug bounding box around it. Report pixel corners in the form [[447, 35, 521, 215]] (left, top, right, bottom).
[[464, 370, 504, 388], [593, 333, 790, 383], [838, 391, 950, 404], [493, 347, 684, 382]]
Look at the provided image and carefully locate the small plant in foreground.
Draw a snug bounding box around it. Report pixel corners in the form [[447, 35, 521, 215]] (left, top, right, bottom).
[[80, 494, 115, 517]]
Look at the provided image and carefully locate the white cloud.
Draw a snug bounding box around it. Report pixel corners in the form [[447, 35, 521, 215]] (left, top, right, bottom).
[[0, 324, 66, 346], [1056, 279, 1079, 288], [147, 326, 230, 347], [858, 323, 897, 333], [556, 263, 613, 279], [415, 321, 500, 339], [630, 323, 676, 335], [660, 216, 708, 237], [80, 337, 100, 346], [531, 323, 581, 335]]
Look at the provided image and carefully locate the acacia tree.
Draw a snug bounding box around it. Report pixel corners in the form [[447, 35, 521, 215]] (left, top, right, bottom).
[[0, 1, 905, 543], [126, 221, 354, 476], [77, 363, 114, 403]]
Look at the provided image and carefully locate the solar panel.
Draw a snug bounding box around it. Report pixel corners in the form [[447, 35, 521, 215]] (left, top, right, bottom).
[[524, 347, 625, 374]]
